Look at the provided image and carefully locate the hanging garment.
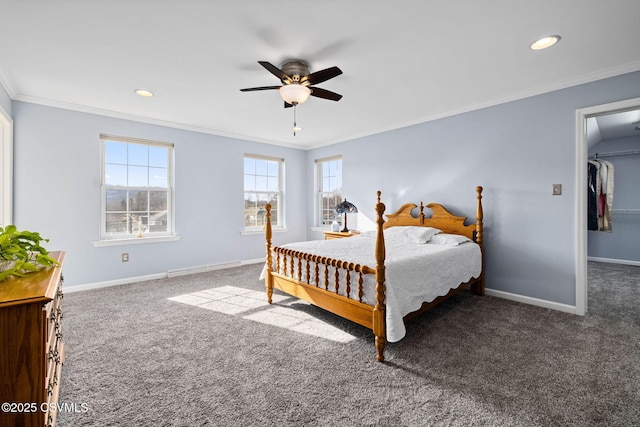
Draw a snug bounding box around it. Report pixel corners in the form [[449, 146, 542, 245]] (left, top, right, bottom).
[[587, 161, 599, 230], [597, 160, 607, 219], [599, 160, 614, 232], [588, 158, 614, 231]]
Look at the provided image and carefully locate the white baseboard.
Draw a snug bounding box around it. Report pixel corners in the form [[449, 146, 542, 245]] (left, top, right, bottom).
[[64, 273, 167, 293], [65, 259, 266, 293], [166, 261, 243, 278], [485, 288, 577, 315], [587, 256, 640, 267]]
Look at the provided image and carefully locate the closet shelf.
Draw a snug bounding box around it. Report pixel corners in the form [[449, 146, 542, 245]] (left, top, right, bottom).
[[589, 149, 640, 158], [611, 209, 640, 214]]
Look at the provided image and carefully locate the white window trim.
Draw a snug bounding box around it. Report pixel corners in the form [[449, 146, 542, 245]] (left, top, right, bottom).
[[243, 153, 285, 232], [315, 155, 342, 228], [95, 134, 177, 245], [92, 235, 181, 247]]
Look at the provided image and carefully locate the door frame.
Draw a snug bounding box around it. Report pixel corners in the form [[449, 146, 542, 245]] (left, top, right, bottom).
[[0, 105, 12, 227], [575, 96, 640, 315]]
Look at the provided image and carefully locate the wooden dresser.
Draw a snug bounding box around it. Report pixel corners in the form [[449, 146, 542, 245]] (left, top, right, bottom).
[[0, 251, 65, 427]]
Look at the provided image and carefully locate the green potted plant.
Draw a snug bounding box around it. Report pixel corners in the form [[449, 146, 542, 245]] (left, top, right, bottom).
[[0, 225, 59, 281]]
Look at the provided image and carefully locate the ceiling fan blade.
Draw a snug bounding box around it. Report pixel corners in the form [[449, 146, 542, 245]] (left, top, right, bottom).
[[239, 86, 281, 92], [304, 66, 342, 85], [258, 61, 292, 83], [310, 86, 342, 101]]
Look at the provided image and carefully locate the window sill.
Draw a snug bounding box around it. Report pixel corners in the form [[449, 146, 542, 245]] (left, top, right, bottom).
[[92, 235, 181, 247], [241, 228, 288, 236]]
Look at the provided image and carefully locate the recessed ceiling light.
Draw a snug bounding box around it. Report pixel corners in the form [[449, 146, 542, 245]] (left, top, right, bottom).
[[135, 89, 154, 97], [530, 35, 561, 51]]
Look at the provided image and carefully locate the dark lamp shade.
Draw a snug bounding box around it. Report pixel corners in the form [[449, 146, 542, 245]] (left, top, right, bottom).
[[335, 200, 358, 214], [335, 199, 358, 232]]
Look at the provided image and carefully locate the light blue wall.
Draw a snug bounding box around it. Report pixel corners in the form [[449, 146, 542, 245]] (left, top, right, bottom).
[[307, 70, 640, 307], [12, 71, 640, 303], [588, 135, 640, 262], [12, 102, 307, 286]]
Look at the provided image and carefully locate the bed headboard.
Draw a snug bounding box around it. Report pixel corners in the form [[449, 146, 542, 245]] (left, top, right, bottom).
[[382, 186, 483, 243]]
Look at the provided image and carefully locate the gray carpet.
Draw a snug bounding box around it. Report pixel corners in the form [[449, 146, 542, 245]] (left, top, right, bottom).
[[57, 261, 640, 426]]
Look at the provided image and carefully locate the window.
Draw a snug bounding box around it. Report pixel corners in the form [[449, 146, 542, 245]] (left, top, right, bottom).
[[244, 154, 284, 231], [100, 134, 174, 240], [316, 156, 342, 227]]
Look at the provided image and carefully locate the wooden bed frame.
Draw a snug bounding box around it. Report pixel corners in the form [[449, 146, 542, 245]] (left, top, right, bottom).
[[264, 186, 484, 362]]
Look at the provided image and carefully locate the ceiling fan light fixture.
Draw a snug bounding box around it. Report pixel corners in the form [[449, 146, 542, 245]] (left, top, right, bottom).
[[530, 35, 561, 51], [279, 84, 311, 105]]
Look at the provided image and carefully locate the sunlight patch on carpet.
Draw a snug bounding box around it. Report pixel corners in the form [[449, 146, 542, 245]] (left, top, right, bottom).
[[168, 286, 356, 343]]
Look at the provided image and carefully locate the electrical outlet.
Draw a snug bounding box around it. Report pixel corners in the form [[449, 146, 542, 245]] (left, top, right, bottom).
[[122, 253, 129, 262], [552, 184, 562, 196]]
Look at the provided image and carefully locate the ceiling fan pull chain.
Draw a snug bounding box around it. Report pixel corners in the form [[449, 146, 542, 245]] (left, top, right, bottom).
[[292, 104, 304, 136], [293, 104, 298, 136]]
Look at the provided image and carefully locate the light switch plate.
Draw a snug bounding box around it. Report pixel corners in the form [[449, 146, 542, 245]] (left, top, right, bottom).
[[552, 184, 562, 195]]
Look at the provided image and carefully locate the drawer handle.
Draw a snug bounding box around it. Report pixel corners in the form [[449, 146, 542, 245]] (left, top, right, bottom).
[[47, 382, 53, 396], [48, 349, 61, 364], [56, 331, 63, 340], [58, 307, 64, 320]]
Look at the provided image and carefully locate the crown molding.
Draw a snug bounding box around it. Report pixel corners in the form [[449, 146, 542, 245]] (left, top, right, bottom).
[[12, 93, 309, 150]]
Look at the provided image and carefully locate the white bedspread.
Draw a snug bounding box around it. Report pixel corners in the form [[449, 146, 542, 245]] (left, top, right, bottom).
[[268, 231, 482, 343]]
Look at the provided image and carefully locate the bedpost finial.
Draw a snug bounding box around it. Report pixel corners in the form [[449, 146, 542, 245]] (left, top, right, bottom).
[[376, 191, 385, 214], [265, 203, 272, 234], [476, 186, 483, 195], [376, 196, 385, 214]]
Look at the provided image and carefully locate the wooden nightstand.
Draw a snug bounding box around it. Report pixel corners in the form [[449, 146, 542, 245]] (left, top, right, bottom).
[[323, 230, 361, 240]]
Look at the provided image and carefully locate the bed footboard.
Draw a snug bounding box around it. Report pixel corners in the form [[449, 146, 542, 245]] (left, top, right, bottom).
[[264, 192, 388, 361]]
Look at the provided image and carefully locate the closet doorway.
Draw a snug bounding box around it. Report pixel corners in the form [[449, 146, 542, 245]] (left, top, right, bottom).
[[576, 97, 640, 315], [0, 106, 12, 227]]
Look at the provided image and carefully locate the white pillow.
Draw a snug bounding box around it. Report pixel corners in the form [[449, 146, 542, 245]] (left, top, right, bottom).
[[429, 233, 471, 246], [384, 226, 441, 243]]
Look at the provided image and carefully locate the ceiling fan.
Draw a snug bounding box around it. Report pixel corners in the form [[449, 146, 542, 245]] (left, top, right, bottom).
[[240, 60, 343, 107]]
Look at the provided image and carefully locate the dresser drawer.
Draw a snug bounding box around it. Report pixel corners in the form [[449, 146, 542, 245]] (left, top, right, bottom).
[[0, 251, 65, 427], [44, 277, 64, 426]]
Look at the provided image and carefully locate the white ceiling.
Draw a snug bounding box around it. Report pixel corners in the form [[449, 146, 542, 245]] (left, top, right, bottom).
[[594, 110, 640, 140], [2, 1, 640, 149]]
